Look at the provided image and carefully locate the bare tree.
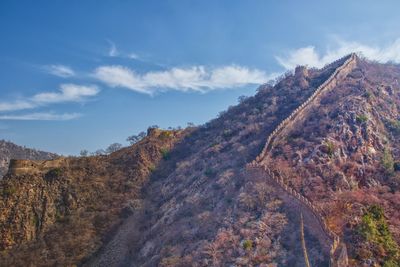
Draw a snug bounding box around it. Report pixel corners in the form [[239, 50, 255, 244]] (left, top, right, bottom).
[[126, 131, 147, 145], [238, 95, 248, 104], [126, 135, 140, 145], [139, 132, 146, 140], [93, 149, 106, 156], [80, 150, 89, 157], [106, 143, 122, 154]]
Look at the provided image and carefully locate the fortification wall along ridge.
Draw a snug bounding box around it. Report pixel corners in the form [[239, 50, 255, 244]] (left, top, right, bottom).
[[8, 157, 67, 176], [7, 153, 103, 176], [253, 53, 357, 165], [247, 164, 342, 262], [247, 54, 357, 266]]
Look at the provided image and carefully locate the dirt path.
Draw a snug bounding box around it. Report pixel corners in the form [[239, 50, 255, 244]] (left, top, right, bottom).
[[85, 213, 142, 267]]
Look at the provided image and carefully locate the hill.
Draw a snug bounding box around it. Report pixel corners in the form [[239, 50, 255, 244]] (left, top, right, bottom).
[[1, 54, 400, 267], [0, 128, 185, 266]]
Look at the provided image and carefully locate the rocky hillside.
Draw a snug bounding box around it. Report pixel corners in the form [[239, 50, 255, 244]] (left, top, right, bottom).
[[1, 54, 400, 267], [258, 55, 400, 266], [89, 56, 351, 267], [0, 140, 57, 178], [0, 128, 185, 266]]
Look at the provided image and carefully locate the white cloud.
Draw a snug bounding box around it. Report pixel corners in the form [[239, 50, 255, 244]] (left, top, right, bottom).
[[0, 101, 35, 112], [129, 53, 139, 59], [108, 41, 118, 57], [0, 84, 99, 112], [93, 65, 272, 94], [107, 40, 139, 60], [0, 112, 81, 121], [44, 65, 75, 78], [276, 38, 400, 69], [93, 65, 149, 94], [32, 84, 99, 103]]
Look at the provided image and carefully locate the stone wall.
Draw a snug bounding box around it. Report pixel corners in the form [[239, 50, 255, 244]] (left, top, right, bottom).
[[7, 158, 66, 176], [247, 54, 357, 266], [253, 53, 357, 165]]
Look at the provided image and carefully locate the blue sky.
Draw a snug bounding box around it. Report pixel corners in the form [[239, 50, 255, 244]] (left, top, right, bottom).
[[1, 0, 400, 155]]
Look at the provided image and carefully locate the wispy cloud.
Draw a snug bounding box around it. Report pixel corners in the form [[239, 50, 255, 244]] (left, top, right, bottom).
[[107, 40, 140, 60], [0, 84, 99, 112], [0, 112, 81, 121], [0, 101, 35, 112], [108, 40, 119, 57], [32, 84, 99, 104], [93, 65, 272, 94], [128, 53, 139, 59], [276, 38, 400, 69], [44, 64, 75, 78]]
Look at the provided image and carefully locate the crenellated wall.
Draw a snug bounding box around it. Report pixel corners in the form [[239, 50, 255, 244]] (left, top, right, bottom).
[[247, 164, 342, 265], [252, 53, 357, 165], [247, 53, 357, 267], [8, 158, 66, 176]]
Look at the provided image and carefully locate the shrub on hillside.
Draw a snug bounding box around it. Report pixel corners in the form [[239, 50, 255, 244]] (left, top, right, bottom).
[[160, 131, 173, 140], [160, 148, 170, 160], [357, 205, 400, 266], [45, 168, 62, 181], [394, 162, 400, 172], [363, 91, 372, 99], [242, 239, 253, 250], [356, 114, 368, 123], [321, 141, 336, 157], [387, 119, 400, 135], [382, 148, 394, 174], [204, 168, 217, 178], [2, 185, 16, 197], [148, 164, 156, 172]]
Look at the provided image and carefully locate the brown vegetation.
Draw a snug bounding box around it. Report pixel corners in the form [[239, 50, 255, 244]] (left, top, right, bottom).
[[0, 128, 184, 266], [1, 55, 400, 267]]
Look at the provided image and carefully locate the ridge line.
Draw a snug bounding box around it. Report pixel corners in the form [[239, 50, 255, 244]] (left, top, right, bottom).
[[256, 53, 357, 164], [247, 53, 357, 267]]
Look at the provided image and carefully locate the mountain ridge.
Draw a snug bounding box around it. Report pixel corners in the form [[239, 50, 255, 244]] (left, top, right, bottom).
[[248, 53, 357, 266], [88, 54, 358, 267], [1, 54, 400, 266]]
